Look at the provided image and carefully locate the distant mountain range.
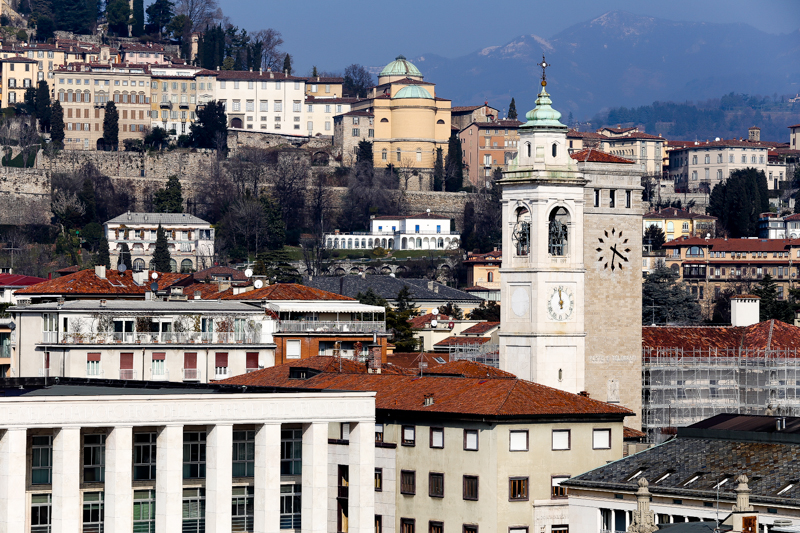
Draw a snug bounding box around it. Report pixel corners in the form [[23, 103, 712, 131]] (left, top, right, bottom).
[[404, 11, 800, 131]]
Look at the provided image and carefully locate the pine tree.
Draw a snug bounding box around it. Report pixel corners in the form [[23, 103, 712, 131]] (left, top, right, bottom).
[[642, 265, 701, 325], [444, 133, 464, 192], [24, 87, 36, 115], [433, 147, 444, 191], [254, 249, 299, 283], [643, 224, 666, 250], [131, 0, 144, 36], [35, 80, 51, 131], [103, 101, 119, 151], [356, 140, 373, 165], [145, 0, 173, 38], [189, 100, 227, 152], [152, 224, 172, 272], [754, 274, 795, 323], [78, 178, 96, 224], [106, 0, 131, 36], [50, 100, 64, 148], [117, 242, 132, 269], [311, 66, 318, 77], [97, 233, 111, 268], [508, 97, 517, 120], [153, 175, 184, 213], [282, 53, 292, 75], [794, 195, 800, 215]]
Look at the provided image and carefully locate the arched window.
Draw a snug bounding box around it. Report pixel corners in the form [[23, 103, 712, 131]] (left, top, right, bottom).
[[132, 258, 145, 271], [548, 207, 570, 256], [380, 118, 388, 123], [512, 206, 530, 256], [169, 259, 177, 273], [436, 119, 445, 124], [526, 143, 531, 158], [180, 259, 193, 273], [552, 143, 557, 157], [667, 222, 674, 233]]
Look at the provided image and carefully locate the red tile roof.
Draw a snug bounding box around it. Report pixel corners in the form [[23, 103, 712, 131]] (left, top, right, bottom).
[[221, 356, 633, 418], [195, 69, 304, 81], [221, 283, 354, 301], [387, 352, 448, 372], [433, 336, 491, 348], [599, 126, 638, 134], [409, 313, 452, 329], [570, 149, 635, 164], [15, 268, 187, 296], [372, 212, 450, 220], [567, 130, 606, 140], [644, 208, 718, 220], [0, 274, 47, 287], [668, 139, 770, 151], [623, 426, 646, 439], [472, 120, 523, 129], [663, 237, 799, 252], [461, 322, 500, 335], [789, 124, 800, 129], [423, 359, 516, 378], [643, 320, 800, 353], [451, 105, 484, 113], [464, 250, 502, 263], [191, 266, 248, 283]]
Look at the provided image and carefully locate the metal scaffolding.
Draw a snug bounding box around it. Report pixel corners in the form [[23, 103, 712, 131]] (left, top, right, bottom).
[[643, 347, 800, 442], [449, 343, 500, 368]]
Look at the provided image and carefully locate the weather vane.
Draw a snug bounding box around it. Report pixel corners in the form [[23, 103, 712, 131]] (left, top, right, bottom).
[[538, 54, 549, 87]]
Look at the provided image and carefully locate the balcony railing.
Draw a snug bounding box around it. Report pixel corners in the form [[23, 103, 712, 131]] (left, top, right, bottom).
[[151, 370, 169, 381], [183, 368, 201, 381], [44, 331, 262, 345], [0, 345, 9, 359], [119, 369, 136, 380], [274, 321, 385, 334]]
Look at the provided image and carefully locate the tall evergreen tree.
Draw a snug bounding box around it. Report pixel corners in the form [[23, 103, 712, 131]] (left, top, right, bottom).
[[97, 234, 111, 268], [50, 100, 64, 148], [24, 87, 36, 115], [190, 100, 227, 152], [282, 53, 292, 75], [433, 147, 444, 191], [35, 80, 51, 131], [152, 224, 172, 272], [106, 0, 132, 36], [754, 274, 795, 323], [642, 265, 701, 325], [117, 242, 132, 269], [78, 178, 97, 224], [444, 133, 464, 192], [145, 0, 174, 37], [131, 0, 144, 36], [508, 97, 517, 120], [708, 168, 769, 237], [643, 224, 666, 250], [56, 0, 91, 34], [794, 194, 800, 215], [103, 101, 119, 151], [356, 140, 373, 165], [36, 15, 55, 42], [153, 175, 184, 213]]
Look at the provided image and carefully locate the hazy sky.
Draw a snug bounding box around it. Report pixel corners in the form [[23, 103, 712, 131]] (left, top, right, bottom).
[[211, 0, 800, 75]]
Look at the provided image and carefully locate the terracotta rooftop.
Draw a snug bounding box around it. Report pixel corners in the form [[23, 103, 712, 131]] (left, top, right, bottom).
[[372, 212, 450, 220], [0, 274, 47, 287], [15, 268, 187, 296], [570, 149, 635, 164], [644, 208, 718, 220], [190, 266, 248, 283], [623, 426, 646, 439], [451, 105, 484, 113], [464, 250, 502, 263], [599, 126, 638, 134], [433, 336, 491, 348], [221, 356, 633, 419], [221, 283, 355, 301], [643, 319, 800, 354], [663, 237, 800, 252], [409, 313, 452, 329], [460, 322, 500, 335], [471, 120, 524, 129], [567, 130, 606, 140], [386, 352, 449, 372]]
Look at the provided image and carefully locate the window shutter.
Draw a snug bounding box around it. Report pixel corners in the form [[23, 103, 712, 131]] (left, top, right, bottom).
[[184, 352, 197, 369], [246, 352, 258, 369], [215, 353, 228, 367], [87, 353, 101, 362], [152, 352, 166, 361], [120, 353, 134, 369]]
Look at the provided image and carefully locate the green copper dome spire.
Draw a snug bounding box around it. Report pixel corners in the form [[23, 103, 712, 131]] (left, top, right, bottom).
[[521, 55, 567, 132]]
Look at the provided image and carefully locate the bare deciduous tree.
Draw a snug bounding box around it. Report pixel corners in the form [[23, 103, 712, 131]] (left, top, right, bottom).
[[251, 28, 285, 71], [19, 116, 40, 168], [269, 152, 308, 230], [51, 190, 85, 234], [175, 0, 220, 30]]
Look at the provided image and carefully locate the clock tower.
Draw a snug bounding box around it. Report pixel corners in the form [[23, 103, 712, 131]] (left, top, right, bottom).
[[498, 62, 587, 394]]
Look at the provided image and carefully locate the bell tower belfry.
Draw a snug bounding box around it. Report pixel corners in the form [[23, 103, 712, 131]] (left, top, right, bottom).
[[498, 58, 587, 393]]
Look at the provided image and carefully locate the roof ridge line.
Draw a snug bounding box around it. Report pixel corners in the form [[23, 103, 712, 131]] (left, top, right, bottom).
[[766, 319, 775, 351]]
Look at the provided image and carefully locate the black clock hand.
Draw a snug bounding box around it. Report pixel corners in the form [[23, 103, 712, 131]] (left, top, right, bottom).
[[610, 245, 628, 262]]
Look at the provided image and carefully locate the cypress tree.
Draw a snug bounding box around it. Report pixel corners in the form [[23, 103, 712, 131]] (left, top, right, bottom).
[[131, 0, 144, 36], [153, 224, 172, 272], [433, 147, 444, 191], [117, 242, 132, 269], [103, 101, 119, 151], [97, 234, 111, 268], [508, 97, 517, 120], [444, 133, 464, 192], [794, 195, 800, 215], [35, 80, 51, 131], [50, 100, 64, 148], [283, 54, 292, 75]]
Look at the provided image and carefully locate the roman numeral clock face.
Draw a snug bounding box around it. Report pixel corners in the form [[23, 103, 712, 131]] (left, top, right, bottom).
[[597, 228, 630, 272]]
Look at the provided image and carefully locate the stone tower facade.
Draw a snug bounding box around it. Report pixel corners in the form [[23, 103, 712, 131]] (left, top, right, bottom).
[[499, 68, 643, 426]]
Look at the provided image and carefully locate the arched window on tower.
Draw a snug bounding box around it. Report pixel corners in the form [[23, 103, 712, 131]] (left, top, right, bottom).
[[552, 143, 557, 157], [548, 207, 570, 256], [526, 143, 531, 158], [512, 206, 531, 256]]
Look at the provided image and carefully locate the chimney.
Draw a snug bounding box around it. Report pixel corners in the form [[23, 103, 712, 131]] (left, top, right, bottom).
[[427, 280, 435, 291], [95, 265, 106, 279], [194, 291, 201, 300], [627, 478, 659, 533], [731, 295, 760, 327], [99, 299, 107, 307], [132, 270, 147, 285]]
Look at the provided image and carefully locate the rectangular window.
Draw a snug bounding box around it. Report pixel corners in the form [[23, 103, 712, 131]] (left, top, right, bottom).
[[401, 470, 416, 495], [626, 190, 631, 208], [293, 101, 301, 112], [401, 519, 415, 533], [463, 526, 478, 533], [609, 190, 616, 208], [83, 434, 106, 482], [215, 352, 228, 378], [509, 477, 529, 501], [280, 484, 301, 529], [232, 486, 254, 532], [280, 429, 302, 475], [594, 189, 600, 207], [232, 430, 255, 477], [87, 353, 101, 376], [463, 475, 479, 500], [430, 427, 444, 448], [375, 424, 384, 443], [274, 100, 283, 112], [509, 430, 528, 451], [593, 428, 611, 449], [552, 476, 570, 498], [31, 435, 53, 484], [182, 488, 205, 532], [133, 432, 157, 481], [352, 128, 360, 137], [133, 489, 155, 532], [463, 429, 478, 451], [402, 425, 416, 446], [82, 492, 104, 531], [430, 522, 443, 533], [183, 431, 206, 479], [286, 339, 301, 359], [375, 468, 383, 491], [429, 472, 444, 498], [552, 429, 571, 450], [31, 493, 52, 532]]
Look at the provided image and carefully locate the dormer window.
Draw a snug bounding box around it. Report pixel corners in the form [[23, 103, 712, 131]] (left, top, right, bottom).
[[777, 483, 795, 496], [626, 470, 645, 482], [683, 474, 701, 487]]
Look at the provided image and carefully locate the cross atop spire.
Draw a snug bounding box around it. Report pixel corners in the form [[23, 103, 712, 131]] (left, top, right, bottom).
[[537, 54, 550, 87]]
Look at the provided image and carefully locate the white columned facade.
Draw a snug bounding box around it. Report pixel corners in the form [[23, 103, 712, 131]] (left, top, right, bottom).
[[105, 425, 133, 533], [348, 421, 375, 533], [156, 424, 184, 533], [301, 422, 329, 533], [254, 423, 281, 533], [205, 423, 233, 533], [52, 426, 81, 533], [0, 428, 27, 533]]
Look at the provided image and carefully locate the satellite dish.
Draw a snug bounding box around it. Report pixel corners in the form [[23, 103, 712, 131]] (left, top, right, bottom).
[[430, 319, 438, 328], [150, 282, 158, 291], [245, 268, 253, 278], [432, 308, 439, 316], [118, 263, 127, 273], [254, 279, 264, 289], [151, 272, 159, 279]]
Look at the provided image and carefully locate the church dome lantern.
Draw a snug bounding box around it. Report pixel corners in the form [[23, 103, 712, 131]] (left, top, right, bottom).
[[394, 85, 433, 99], [521, 56, 567, 132], [379, 55, 424, 82]]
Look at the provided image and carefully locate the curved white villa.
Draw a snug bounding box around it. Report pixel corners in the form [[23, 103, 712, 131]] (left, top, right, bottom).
[[325, 212, 460, 250]]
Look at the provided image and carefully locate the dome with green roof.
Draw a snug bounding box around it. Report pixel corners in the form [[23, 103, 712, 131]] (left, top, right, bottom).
[[379, 55, 423, 79], [394, 85, 433, 99], [521, 85, 567, 132]]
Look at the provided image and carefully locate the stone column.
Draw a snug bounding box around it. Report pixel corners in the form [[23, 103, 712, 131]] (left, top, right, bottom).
[[301, 422, 328, 533], [156, 425, 184, 533], [52, 426, 81, 533], [348, 421, 375, 533], [254, 423, 281, 533], [0, 428, 27, 533], [105, 425, 133, 533], [205, 424, 233, 533]]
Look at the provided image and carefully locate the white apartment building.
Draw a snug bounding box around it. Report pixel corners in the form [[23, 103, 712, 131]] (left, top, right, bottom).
[[199, 70, 308, 133], [597, 131, 665, 174], [0, 377, 376, 533], [305, 96, 359, 137], [668, 139, 769, 193], [104, 212, 214, 273], [324, 212, 460, 251]]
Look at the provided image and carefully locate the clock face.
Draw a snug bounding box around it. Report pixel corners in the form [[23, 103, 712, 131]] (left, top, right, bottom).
[[596, 228, 630, 272], [547, 285, 574, 321]]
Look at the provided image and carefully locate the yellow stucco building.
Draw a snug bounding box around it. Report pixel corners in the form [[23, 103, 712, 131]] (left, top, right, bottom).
[[338, 55, 451, 169]]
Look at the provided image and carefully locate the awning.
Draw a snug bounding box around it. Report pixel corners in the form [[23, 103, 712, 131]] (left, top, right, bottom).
[[266, 302, 386, 314]]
